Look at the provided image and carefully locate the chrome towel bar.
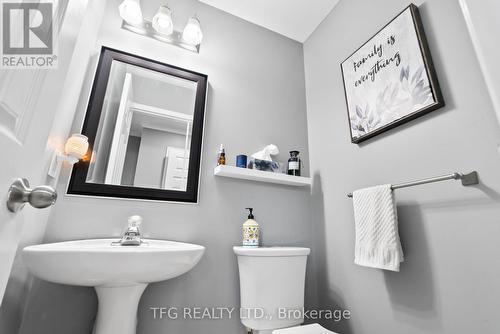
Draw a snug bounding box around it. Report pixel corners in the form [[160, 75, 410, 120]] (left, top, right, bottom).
[[347, 171, 479, 198]]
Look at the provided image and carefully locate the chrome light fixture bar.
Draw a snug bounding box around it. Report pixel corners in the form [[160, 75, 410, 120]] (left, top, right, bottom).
[[119, 1, 202, 53], [121, 21, 200, 53]]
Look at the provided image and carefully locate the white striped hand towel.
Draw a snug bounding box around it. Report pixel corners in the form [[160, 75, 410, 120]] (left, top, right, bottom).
[[352, 184, 403, 271]]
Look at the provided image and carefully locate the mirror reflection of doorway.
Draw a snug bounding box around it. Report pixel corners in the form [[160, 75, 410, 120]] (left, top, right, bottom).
[[86, 60, 195, 191]]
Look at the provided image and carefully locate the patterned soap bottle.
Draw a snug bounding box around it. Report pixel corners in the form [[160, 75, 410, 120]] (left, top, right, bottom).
[[242, 208, 259, 247]]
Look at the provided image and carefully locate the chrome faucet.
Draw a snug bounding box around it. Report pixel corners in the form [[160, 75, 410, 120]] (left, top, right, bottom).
[[118, 215, 143, 246]]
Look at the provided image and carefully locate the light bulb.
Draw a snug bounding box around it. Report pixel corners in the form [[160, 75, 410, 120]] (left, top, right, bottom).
[[118, 0, 143, 26], [182, 16, 203, 45], [152, 5, 173, 35], [64, 134, 89, 160]]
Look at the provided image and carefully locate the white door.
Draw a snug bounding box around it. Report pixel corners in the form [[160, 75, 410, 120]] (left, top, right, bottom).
[[0, 0, 95, 303], [162, 147, 190, 191]]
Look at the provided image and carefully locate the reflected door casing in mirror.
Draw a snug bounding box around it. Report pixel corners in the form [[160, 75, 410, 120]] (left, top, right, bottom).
[[68, 46, 208, 203]]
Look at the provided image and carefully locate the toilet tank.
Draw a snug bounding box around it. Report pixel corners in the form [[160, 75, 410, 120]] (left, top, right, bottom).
[[233, 246, 310, 331]]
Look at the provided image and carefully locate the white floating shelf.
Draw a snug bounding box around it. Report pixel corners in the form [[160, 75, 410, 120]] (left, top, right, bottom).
[[214, 165, 312, 187]]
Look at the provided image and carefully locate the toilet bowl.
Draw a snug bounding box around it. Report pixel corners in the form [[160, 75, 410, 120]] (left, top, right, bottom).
[[234, 246, 335, 334], [272, 323, 337, 334]]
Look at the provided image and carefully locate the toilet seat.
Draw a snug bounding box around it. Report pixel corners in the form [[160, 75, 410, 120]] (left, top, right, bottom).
[[272, 323, 338, 334]]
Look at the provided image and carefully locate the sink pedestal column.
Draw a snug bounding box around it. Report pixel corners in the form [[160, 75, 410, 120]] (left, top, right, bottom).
[[93, 283, 148, 334]]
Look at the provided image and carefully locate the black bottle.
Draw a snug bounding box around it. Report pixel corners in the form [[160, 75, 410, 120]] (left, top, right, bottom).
[[287, 151, 301, 176]]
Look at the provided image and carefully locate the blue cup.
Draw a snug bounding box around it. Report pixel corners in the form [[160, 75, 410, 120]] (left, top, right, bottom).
[[236, 155, 248, 168]]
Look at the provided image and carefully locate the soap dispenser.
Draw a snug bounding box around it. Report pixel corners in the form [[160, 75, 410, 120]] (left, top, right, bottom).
[[242, 208, 259, 247]]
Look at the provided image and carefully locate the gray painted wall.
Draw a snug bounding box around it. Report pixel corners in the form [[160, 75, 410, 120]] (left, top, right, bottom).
[[17, 0, 314, 333], [304, 0, 500, 333]]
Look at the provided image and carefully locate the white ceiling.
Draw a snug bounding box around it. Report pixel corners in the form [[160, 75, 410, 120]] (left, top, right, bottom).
[[199, 0, 340, 42]]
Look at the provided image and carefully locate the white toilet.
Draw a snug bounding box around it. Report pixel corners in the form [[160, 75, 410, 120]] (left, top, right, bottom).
[[233, 246, 336, 334]]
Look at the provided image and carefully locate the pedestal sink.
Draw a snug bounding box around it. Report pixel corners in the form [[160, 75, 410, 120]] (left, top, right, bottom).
[[22, 239, 205, 334]]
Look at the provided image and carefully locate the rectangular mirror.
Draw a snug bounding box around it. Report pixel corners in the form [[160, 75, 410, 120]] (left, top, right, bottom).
[[68, 47, 207, 202]]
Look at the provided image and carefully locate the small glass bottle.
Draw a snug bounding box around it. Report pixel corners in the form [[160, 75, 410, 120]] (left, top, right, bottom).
[[217, 144, 226, 166], [287, 150, 301, 176]]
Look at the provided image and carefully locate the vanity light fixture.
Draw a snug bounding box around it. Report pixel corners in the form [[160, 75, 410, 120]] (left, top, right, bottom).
[[118, 0, 143, 26], [152, 5, 173, 35], [182, 16, 203, 45], [120, 4, 203, 53], [48, 134, 89, 178]]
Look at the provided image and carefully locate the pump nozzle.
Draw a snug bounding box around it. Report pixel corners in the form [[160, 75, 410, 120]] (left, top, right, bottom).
[[245, 208, 254, 219]]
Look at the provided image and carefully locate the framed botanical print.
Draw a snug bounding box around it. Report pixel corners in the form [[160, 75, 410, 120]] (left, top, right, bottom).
[[341, 4, 444, 144]]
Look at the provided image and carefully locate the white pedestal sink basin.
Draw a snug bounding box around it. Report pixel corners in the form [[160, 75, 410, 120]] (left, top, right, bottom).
[[23, 239, 205, 334]]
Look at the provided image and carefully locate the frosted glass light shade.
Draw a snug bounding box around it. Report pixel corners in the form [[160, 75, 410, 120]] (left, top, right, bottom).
[[182, 17, 203, 45], [64, 134, 89, 160], [152, 5, 173, 35], [119, 0, 143, 26]]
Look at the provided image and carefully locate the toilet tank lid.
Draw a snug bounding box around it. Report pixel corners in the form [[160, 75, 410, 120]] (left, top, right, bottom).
[[233, 246, 310, 257]]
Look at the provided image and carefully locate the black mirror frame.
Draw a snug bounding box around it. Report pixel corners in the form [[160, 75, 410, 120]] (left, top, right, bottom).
[[67, 46, 208, 203]]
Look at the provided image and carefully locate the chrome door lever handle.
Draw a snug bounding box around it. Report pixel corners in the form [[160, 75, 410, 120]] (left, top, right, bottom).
[[6, 178, 57, 213]]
